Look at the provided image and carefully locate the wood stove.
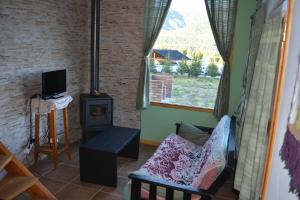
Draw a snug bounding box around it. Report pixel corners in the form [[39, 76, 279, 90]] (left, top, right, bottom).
[[80, 0, 113, 139], [80, 93, 113, 133]]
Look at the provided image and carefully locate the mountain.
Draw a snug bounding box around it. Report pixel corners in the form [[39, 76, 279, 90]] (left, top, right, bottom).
[[155, 1, 219, 57], [162, 10, 186, 31]]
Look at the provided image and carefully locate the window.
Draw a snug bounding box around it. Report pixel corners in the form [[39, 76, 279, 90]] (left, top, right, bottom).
[[149, 0, 223, 110]]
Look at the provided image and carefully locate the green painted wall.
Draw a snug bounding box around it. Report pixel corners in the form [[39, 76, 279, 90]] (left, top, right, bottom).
[[229, 0, 257, 114], [141, 106, 217, 141], [141, 0, 256, 142]]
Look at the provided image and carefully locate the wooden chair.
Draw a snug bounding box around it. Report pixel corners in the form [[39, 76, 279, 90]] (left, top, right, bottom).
[[128, 117, 236, 200]]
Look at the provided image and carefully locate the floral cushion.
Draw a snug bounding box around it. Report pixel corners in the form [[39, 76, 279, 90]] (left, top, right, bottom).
[[138, 133, 198, 184], [134, 115, 231, 192]]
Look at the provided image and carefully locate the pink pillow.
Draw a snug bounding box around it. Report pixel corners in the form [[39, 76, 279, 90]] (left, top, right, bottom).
[[191, 115, 231, 189], [139, 133, 198, 183]]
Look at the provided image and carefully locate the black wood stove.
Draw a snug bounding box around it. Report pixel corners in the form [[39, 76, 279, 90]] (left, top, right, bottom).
[[79, 0, 141, 187], [80, 0, 113, 139], [80, 93, 113, 132]]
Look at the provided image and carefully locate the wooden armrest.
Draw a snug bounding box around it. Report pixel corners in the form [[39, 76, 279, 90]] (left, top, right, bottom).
[[175, 123, 214, 135], [128, 173, 213, 198]]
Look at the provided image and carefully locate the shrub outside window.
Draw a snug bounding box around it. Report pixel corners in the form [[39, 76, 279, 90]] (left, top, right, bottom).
[[149, 0, 223, 109]]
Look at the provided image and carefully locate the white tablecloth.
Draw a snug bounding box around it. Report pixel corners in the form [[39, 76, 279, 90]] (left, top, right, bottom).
[[31, 95, 73, 115]]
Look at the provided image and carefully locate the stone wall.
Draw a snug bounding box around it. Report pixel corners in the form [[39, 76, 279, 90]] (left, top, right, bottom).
[[0, 0, 144, 164], [0, 0, 90, 163], [98, 0, 144, 128]]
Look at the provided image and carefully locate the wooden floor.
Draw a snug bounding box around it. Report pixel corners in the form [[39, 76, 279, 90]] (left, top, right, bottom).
[[16, 143, 238, 200]]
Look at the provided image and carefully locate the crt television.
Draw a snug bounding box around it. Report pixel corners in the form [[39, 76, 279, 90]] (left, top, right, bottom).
[[42, 69, 66, 99]]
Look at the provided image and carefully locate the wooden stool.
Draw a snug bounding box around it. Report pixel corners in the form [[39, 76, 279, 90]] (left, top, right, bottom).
[[34, 107, 71, 169]]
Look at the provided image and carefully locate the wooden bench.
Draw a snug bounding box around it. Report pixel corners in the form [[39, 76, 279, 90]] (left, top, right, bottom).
[[128, 116, 236, 200], [80, 126, 140, 187]]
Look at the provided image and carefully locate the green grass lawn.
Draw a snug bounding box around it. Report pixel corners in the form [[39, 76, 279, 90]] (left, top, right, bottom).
[[170, 76, 219, 109]]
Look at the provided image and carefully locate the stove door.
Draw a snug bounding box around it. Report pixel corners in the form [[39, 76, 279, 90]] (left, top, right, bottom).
[[84, 99, 113, 131]]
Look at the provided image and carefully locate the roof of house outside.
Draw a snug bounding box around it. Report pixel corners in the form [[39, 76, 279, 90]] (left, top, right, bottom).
[[153, 49, 191, 61]]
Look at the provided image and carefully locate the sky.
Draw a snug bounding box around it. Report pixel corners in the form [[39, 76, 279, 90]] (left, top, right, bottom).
[[155, 0, 220, 65], [171, 0, 206, 13]]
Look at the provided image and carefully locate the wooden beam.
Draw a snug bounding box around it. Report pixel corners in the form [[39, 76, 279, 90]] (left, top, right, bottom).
[[140, 139, 161, 147], [150, 102, 214, 113], [0, 155, 12, 171], [0, 143, 57, 199], [260, 0, 294, 199], [0, 176, 37, 200]]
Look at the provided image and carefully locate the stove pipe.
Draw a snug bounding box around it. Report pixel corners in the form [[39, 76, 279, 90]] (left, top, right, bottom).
[[90, 0, 100, 95]]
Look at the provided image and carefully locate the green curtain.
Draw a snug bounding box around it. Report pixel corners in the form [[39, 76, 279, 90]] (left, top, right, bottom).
[[234, 14, 282, 200], [204, 0, 238, 119], [136, 0, 172, 110], [236, 3, 267, 147]]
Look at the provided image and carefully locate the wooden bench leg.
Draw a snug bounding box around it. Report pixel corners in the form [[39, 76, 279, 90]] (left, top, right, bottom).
[[63, 107, 71, 160], [165, 188, 174, 200], [131, 179, 141, 200], [183, 192, 191, 200], [34, 114, 40, 163], [202, 196, 212, 200], [149, 184, 157, 200]]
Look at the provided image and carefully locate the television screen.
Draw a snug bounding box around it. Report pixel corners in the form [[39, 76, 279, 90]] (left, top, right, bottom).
[[42, 69, 66, 99]]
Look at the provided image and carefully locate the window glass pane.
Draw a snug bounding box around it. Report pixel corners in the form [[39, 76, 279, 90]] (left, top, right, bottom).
[[150, 0, 223, 109]]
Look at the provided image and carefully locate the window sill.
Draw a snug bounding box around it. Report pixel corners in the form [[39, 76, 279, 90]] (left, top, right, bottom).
[[150, 102, 214, 113]]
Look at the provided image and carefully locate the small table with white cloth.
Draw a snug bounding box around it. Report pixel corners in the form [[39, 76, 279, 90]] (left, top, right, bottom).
[[31, 95, 73, 169]]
